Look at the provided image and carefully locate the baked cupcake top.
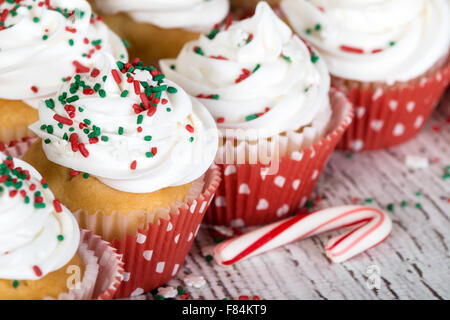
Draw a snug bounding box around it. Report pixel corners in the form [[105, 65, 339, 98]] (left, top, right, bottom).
[[0, 0, 128, 109], [95, 0, 230, 31], [160, 2, 330, 140], [281, 0, 450, 83], [30, 53, 218, 194], [0, 154, 79, 280]]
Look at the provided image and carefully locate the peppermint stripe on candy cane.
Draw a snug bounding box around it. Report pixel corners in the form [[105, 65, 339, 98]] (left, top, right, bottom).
[[214, 206, 392, 265]]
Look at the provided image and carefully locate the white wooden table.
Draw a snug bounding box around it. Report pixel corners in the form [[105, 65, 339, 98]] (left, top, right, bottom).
[[133, 90, 450, 300]]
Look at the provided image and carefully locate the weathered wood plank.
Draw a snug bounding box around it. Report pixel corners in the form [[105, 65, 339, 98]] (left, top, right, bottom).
[[135, 91, 450, 300]]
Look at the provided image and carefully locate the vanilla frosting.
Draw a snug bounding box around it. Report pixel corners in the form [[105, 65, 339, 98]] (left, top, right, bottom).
[[0, 0, 128, 109], [30, 53, 218, 194], [0, 154, 80, 280], [95, 0, 230, 31], [160, 2, 331, 140], [281, 0, 450, 83]]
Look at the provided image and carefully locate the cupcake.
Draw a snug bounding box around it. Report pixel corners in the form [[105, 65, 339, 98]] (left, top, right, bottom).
[[23, 53, 221, 298], [0, 154, 111, 300], [0, 0, 128, 148], [91, 0, 230, 65], [281, 0, 450, 151], [160, 2, 353, 227]]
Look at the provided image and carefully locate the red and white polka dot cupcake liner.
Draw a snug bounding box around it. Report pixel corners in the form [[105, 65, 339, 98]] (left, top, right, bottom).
[[103, 167, 221, 298], [204, 89, 354, 227], [335, 62, 450, 152]]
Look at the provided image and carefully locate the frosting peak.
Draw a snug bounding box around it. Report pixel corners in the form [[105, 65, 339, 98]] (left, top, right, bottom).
[[0, 154, 79, 280], [0, 0, 128, 108], [161, 2, 331, 139], [30, 53, 218, 193]]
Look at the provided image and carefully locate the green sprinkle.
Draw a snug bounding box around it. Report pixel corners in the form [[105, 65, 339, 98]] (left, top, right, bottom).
[[252, 64, 261, 73], [167, 87, 177, 94], [68, 39, 74, 46], [189, 137, 194, 143], [145, 152, 154, 158], [205, 255, 213, 262], [415, 203, 422, 209], [194, 46, 204, 56], [311, 52, 319, 64], [34, 202, 46, 209], [118, 127, 124, 135], [306, 28, 312, 34], [387, 204, 394, 212], [389, 41, 396, 46], [83, 173, 89, 179], [12, 280, 19, 288], [282, 55, 292, 63], [121, 90, 129, 98], [44, 139, 51, 144], [101, 136, 109, 142], [137, 115, 143, 124], [401, 201, 407, 208], [365, 198, 373, 203], [42, 35, 48, 41], [33, 17, 39, 23], [206, 28, 219, 40], [245, 114, 259, 122], [314, 23, 321, 31], [57, 235, 64, 241], [144, 136, 152, 141], [99, 89, 106, 98], [45, 99, 55, 109], [67, 95, 79, 103], [121, 39, 130, 48]]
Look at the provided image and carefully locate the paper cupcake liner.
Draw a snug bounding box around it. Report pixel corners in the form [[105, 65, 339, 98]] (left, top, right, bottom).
[[80, 230, 124, 300], [1, 137, 37, 157], [335, 59, 450, 151], [48, 230, 123, 300], [0, 127, 36, 148], [73, 167, 221, 299], [204, 89, 354, 227]]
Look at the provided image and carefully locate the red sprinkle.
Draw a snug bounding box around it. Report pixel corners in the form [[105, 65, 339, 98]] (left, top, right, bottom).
[[90, 68, 100, 78], [78, 143, 89, 158], [180, 293, 190, 300], [70, 133, 79, 152], [72, 61, 90, 73], [31, 86, 38, 93], [185, 124, 194, 133], [53, 199, 62, 213], [130, 160, 137, 170], [53, 114, 73, 126], [147, 106, 157, 117], [340, 45, 364, 54], [111, 69, 122, 84], [32, 265, 43, 277], [216, 117, 225, 123], [69, 170, 79, 177]]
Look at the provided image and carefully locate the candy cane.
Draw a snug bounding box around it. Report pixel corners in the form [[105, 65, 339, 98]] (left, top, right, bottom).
[[214, 206, 392, 265]]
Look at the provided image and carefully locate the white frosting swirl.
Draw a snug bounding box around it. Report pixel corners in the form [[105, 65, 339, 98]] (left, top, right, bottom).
[[0, 0, 128, 109], [95, 0, 230, 31], [30, 53, 218, 194], [160, 2, 331, 139], [0, 154, 80, 280], [281, 0, 450, 83]]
